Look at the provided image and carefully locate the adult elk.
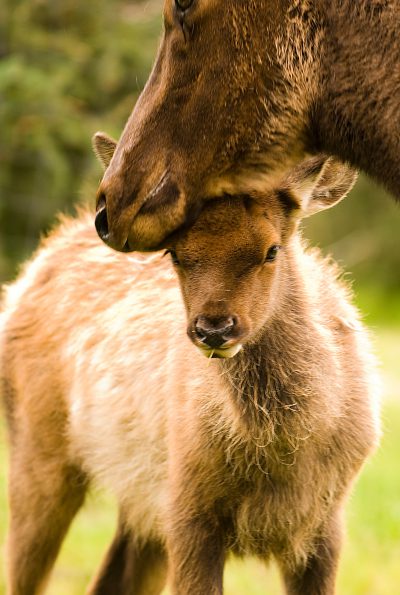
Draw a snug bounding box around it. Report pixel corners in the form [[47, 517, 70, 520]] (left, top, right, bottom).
[[1, 156, 380, 594], [94, 0, 400, 252]]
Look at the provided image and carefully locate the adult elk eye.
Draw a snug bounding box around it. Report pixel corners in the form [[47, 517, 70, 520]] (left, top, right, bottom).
[[265, 245, 281, 263], [164, 249, 181, 266], [175, 0, 193, 11]]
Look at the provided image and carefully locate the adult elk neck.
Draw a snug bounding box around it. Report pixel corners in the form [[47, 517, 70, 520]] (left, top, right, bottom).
[[316, 1, 399, 199]]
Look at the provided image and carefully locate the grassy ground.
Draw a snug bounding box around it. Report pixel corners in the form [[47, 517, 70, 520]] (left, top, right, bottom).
[[0, 327, 399, 594]]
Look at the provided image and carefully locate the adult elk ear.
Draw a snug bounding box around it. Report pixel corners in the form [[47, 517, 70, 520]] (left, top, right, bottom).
[[92, 131, 117, 170], [283, 156, 358, 217]]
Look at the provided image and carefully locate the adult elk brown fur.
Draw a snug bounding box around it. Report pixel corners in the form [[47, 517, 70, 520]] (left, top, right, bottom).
[[94, 0, 400, 252], [1, 157, 380, 594]]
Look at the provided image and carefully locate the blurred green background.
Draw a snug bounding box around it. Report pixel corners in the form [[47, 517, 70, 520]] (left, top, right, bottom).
[[0, 1, 399, 593]]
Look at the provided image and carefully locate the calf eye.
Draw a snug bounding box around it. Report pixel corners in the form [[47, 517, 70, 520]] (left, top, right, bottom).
[[175, 0, 193, 10], [265, 245, 281, 263]]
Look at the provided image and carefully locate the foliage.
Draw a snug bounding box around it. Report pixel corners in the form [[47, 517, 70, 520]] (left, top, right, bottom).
[[303, 175, 400, 324], [0, 0, 161, 279]]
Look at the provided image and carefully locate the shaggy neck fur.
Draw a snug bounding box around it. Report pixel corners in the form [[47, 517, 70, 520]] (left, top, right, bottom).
[[316, 0, 400, 197], [219, 243, 330, 457]]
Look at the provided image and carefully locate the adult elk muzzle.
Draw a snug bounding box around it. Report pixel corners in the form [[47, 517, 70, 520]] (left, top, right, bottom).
[[94, 0, 313, 252]]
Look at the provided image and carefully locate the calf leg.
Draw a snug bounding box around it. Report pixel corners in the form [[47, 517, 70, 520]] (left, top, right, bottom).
[[6, 453, 87, 595], [87, 518, 167, 595], [167, 511, 226, 595], [281, 514, 342, 595]]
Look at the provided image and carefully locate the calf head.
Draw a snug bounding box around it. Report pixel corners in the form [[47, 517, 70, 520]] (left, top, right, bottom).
[[94, 0, 324, 252], [164, 156, 357, 358]]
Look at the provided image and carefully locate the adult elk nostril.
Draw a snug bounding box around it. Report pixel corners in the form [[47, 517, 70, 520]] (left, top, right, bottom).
[[194, 316, 236, 349], [95, 205, 109, 242], [94, 198, 131, 253]]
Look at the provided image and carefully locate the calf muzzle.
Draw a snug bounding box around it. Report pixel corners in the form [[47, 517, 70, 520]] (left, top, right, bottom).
[[194, 316, 236, 348], [189, 315, 243, 359]]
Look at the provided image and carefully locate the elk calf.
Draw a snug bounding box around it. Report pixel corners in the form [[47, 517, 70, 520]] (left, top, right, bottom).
[[1, 157, 380, 594]]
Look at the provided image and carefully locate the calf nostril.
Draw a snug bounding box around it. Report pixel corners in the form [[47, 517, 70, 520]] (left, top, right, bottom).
[[194, 325, 207, 342], [194, 316, 237, 348], [95, 205, 109, 241], [223, 316, 235, 333]]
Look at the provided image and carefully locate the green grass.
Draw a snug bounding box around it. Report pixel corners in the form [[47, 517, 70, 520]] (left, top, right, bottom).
[[0, 327, 399, 594]]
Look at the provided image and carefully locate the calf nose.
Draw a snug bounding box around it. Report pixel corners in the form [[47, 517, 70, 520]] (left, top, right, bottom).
[[194, 316, 236, 348]]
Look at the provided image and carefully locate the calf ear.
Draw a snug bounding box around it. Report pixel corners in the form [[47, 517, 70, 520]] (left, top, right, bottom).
[[92, 131, 117, 170], [284, 156, 358, 217]]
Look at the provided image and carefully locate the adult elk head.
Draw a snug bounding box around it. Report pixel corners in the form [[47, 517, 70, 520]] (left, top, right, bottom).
[[95, 0, 322, 252]]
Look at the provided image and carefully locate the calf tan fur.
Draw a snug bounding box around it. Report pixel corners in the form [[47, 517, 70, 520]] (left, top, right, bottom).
[[1, 157, 380, 594]]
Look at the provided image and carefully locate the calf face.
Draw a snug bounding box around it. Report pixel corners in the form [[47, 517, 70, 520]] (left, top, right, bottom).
[[164, 157, 357, 358], [170, 196, 284, 358]]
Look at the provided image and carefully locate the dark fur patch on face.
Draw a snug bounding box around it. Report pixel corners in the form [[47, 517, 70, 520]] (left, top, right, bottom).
[[139, 179, 180, 215], [276, 188, 299, 214]]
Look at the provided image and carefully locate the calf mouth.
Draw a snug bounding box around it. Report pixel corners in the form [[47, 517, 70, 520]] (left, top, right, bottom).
[[196, 343, 243, 359]]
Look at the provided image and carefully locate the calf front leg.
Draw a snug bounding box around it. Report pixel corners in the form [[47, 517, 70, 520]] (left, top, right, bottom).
[[7, 457, 87, 595], [281, 514, 342, 595], [87, 516, 167, 595], [167, 510, 226, 595]]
